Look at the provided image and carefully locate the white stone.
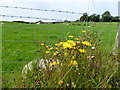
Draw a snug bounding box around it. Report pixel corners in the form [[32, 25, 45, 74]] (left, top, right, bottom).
[[22, 59, 47, 77], [22, 59, 60, 78]]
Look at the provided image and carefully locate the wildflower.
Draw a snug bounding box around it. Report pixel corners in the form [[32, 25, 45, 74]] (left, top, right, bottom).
[[45, 51, 50, 54], [67, 40, 76, 46], [63, 42, 72, 49], [54, 52, 59, 56], [91, 46, 95, 49], [56, 62, 60, 64], [68, 35, 74, 38], [82, 41, 91, 46], [49, 47, 53, 50], [40, 43, 44, 46], [79, 49, 86, 53], [74, 38, 79, 40], [50, 62, 53, 66], [72, 61, 78, 65], [76, 41, 80, 44], [55, 43, 59, 46], [46, 46, 49, 48], [59, 42, 64, 46], [55, 47, 58, 50], [50, 61, 60, 66], [71, 56, 75, 59], [58, 80, 63, 85], [53, 61, 57, 65], [82, 30, 86, 33]]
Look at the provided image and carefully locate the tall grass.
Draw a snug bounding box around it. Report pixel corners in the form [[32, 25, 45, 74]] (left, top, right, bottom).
[[2, 22, 119, 88]]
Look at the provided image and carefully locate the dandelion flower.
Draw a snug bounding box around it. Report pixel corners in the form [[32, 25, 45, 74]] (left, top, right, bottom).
[[82, 30, 86, 33], [53, 61, 57, 65], [67, 40, 76, 46], [79, 49, 86, 53], [63, 42, 72, 49], [56, 62, 60, 64], [71, 56, 75, 59], [45, 51, 50, 54], [55, 43, 59, 46], [73, 61, 78, 65], [82, 41, 91, 46], [50, 62, 53, 66], [49, 47, 53, 50], [58, 80, 63, 85], [40, 43, 44, 46], [68, 35, 74, 38], [74, 38, 79, 40], [54, 52, 59, 56]]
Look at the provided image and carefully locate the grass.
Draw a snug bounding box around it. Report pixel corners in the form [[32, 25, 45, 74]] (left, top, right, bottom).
[[2, 21, 119, 88]]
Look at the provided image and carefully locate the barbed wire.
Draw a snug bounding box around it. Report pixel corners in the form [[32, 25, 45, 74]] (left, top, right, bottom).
[[0, 5, 82, 15], [0, 15, 65, 21]]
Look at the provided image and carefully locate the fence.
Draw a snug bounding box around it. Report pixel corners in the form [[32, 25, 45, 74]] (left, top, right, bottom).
[[0, 5, 119, 87]]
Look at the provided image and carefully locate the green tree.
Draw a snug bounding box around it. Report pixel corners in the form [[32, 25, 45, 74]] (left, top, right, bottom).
[[89, 14, 100, 22], [80, 13, 89, 22], [111, 16, 120, 22], [101, 11, 112, 22]]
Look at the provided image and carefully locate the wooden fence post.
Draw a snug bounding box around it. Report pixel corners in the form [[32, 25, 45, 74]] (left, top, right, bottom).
[[113, 1, 120, 55]]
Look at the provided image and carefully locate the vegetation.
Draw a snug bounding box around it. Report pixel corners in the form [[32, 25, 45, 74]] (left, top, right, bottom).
[[80, 11, 120, 22], [2, 21, 119, 88]]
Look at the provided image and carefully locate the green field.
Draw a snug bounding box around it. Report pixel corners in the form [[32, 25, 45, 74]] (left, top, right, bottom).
[[2, 21, 118, 87]]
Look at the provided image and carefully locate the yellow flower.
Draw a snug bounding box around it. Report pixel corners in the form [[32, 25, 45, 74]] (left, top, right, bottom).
[[82, 30, 86, 33], [55, 43, 59, 46], [40, 43, 44, 46], [63, 42, 72, 49], [45, 51, 50, 54], [55, 48, 58, 50], [58, 80, 63, 85], [68, 35, 74, 38], [50, 61, 60, 66], [53, 61, 57, 65], [82, 41, 91, 46], [49, 47, 53, 50], [58, 42, 64, 46], [76, 41, 80, 44], [46, 46, 49, 48], [73, 61, 78, 65], [69, 60, 78, 66], [50, 62, 53, 66], [71, 56, 75, 59], [79, 49, 86, 53], [56, 62, 60, 64], [67, 40, 76, 46], [54, 52, 59, 56], [74, 38, 79, 40]]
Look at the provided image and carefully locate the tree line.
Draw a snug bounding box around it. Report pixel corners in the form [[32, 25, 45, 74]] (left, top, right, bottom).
[[79, 11, 120, 22]]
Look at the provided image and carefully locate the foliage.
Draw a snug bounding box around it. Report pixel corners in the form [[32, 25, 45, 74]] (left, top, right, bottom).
[[18, 25, 119, 88], [80, 11, 119, 22]]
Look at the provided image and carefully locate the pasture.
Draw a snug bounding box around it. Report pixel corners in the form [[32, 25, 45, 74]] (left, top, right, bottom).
[[2, 21, 118, 88]]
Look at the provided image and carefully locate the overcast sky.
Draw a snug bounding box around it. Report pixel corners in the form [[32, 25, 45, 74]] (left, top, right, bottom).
[[0, 0, 120, 22]]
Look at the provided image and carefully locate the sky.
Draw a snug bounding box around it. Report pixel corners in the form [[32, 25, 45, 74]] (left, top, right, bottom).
[[0, 0, 120, 22]]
